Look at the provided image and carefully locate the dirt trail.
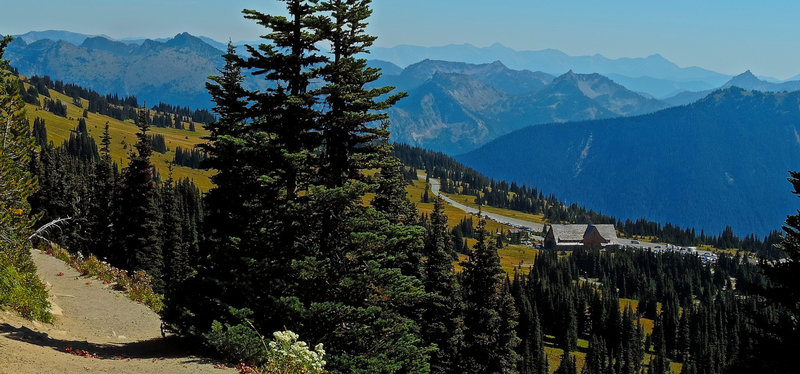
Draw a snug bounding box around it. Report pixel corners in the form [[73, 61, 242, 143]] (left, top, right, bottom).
[[0, 250, 235, 373]]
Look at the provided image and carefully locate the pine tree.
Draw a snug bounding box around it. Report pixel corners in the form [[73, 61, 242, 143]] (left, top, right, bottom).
[[763, 170, 800, 316], [421, 196, 464, 372], [555, 349, 577, 374], [166, 41, 253, 333], [84, 122, 116, 260], [117, 108, 163, 291], [650, 315, 670, 374], [583, 335, 608, 374], [160, 167, 188, 296], [316, 0, 406, 187], [170, 2, 434, 372], [32, 117, 47, 147], [461, 218, 520, 373]]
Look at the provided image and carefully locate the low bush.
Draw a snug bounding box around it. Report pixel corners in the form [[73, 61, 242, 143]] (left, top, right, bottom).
[[41, 245, 164, 312], [0, 231, 51, 322], [203, 309, 327, 373], [0, 262, 52, 322]]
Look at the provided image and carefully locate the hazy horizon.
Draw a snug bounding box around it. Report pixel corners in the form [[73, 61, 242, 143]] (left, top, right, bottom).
[[3, 0, 800, 79]]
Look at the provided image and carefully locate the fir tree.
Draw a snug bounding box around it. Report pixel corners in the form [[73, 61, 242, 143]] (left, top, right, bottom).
[[461, 218, 520, 373], [554, 349, 577, 374], [421, 196, 465, 373], [32, 117, 47, 147], [84, 122, 116, 260], [117, 108, 163, 291], [650, 315, 670, 374], [170, 2, 434, 372], [159, 167, 188, 295]]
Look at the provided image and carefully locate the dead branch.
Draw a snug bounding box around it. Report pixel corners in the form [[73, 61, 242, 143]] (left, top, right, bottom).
[[28, 216, 72, 243]]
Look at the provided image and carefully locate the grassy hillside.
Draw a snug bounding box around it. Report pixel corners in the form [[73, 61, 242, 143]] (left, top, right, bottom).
[[27, 83, 544, 277], [24, 84, 214, 190]]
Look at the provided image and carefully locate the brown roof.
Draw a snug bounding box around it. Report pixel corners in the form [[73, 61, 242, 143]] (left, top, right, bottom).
[[549, 224, 618, 246]]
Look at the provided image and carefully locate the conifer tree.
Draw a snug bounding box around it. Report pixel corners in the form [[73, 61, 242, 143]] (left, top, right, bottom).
[[117, 108, 163, 291], [421, 196, 464, 372], [582, 335, 608, 374], [85, 122, 116, 260], [461, 218, 520, 373], [159, 167, 185, 284], [170, 2, 434, 372], [763, 170, 800, 315], [650, 315, 670, 374], [316, 0, 407, 187], [555, 349, 577, 374], [515, 284, 548, 374], [32, 117, 47, 147], [370, 145, 424, 277], [167, 41, 254, 333]]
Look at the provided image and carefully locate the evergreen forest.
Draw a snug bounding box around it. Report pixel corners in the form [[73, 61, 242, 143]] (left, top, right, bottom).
[[2, 1, 800, 373]]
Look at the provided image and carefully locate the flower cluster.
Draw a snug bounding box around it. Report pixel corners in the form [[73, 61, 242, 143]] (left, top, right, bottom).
[[264, 330, 326, 374], [42, 245, 163, 311]]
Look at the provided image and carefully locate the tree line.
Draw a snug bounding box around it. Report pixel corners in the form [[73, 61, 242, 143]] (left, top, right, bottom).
[[29, 114, 203, 295], [393, 143, 785, 259], [9, 1, 800, 372], [19, 73, 212, 128]]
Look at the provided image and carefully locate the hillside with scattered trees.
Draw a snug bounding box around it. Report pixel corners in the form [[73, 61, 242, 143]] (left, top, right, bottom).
[[4, 1, 800, 374]]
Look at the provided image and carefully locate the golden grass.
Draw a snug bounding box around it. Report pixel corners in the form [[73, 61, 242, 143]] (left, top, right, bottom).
[[639, 317, 654, 336], [619, 298, 639, 313], [25, 85, 214, 190], [545, 346, 586, 373], [498, 244, 538, 275], [441, 190, 548, 225], [407, 178, 511, 233]]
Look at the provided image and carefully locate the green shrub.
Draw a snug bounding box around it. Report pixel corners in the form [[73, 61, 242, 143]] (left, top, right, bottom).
[[41, 246, 164, 312], [203, 314, 327, 374], [261, 330, 326, 374], [205, 320, 266, 365], [0, 263, 52, 322]]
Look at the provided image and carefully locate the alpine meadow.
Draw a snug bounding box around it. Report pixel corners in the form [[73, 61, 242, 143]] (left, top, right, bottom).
[[3, 1, 800, 373]]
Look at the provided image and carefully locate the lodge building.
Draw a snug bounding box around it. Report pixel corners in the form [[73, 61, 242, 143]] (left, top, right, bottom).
[[544, 224, 619, 250]]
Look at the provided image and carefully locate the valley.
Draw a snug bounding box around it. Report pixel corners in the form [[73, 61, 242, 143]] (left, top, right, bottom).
[[3, 2, 800, 372]]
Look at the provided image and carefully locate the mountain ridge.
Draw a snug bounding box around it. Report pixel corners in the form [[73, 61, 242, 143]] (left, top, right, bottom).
[[387, 61, 668, 154], [457, 87, 800, 235]]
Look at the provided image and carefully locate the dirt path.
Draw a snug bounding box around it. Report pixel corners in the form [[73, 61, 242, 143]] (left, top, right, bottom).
[[0, 250, 235, 374]]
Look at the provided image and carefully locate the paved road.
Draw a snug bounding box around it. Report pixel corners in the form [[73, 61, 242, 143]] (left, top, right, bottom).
[[420, 174, 545, 233], [420, 175, 718, 261]]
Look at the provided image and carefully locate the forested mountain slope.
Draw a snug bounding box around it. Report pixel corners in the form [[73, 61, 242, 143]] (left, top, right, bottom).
[[387, 61, 667, 154], [458, 87, 800, 235]]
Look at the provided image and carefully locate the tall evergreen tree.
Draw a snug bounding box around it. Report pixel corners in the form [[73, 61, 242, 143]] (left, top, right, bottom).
[[461, 218, 520, 373], [84, 122, 116, 260], [421, 196, 464, 373], [650, 315, 670, 374], [316, 0, 406, 187], [32, 117, 47, 147], [117, 108, 163, 291], [169, 2, 435, 372]]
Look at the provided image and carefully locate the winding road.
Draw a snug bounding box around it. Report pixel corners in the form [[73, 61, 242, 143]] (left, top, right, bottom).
[[420, 174, 545, 233]]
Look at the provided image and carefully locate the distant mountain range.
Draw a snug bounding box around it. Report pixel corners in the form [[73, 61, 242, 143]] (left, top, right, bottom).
[[664, 70, 800, 106], [367, 43, 736, 98], [6, 32, 224, 108], [457, 87, 800, 236], [385, 60, 668, 154]]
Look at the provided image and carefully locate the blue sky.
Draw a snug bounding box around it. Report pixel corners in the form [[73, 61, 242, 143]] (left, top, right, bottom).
[[3, 0, 800, 78]]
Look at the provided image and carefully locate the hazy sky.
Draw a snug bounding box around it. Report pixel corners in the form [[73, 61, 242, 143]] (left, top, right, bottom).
[[3, 0, 800, 79]]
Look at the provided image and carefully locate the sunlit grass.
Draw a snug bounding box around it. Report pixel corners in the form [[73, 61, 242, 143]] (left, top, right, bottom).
[[441, 190, 548, 225], [25, 84, 214, 190]]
